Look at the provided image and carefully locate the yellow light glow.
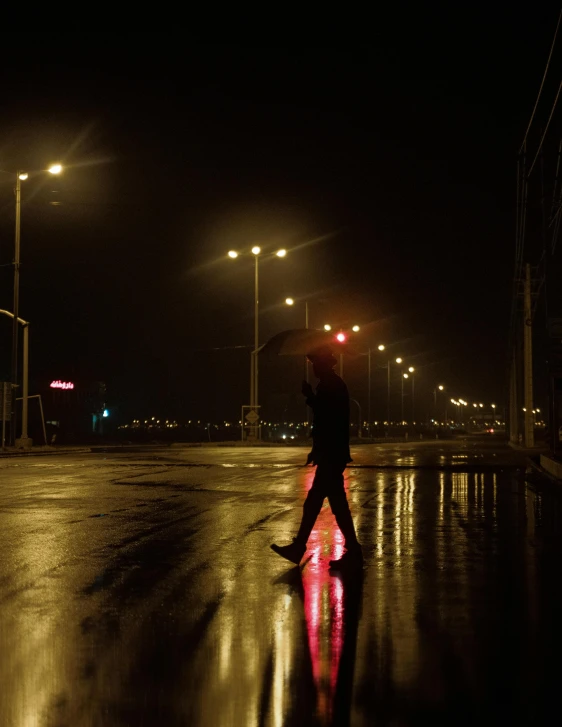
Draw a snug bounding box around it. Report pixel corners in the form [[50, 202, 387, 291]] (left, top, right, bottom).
[[403, 373, 409, 379], [352, 325, 360, 332], [378, 344, 385, 351], [48, 163, 62, 175], [251, 246, 261, 255], [408, 366, 414, 373], [18, 173, 29, 181], [276, 249, 287, 257], [324, 324, 332, 331], [228, 250, 238, 258], [491, 404, 496, 408], [395, 357, 402, 364], [285, 297, 294, 305]]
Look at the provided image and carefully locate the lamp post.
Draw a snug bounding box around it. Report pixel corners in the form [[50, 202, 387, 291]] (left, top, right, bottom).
[[387, 356, 404, 425], [3, 164, 63, 444], [286, 296, 310, 425], [365, 343, 385, 437], [0, 310, 30, 448], [408, 366, 415, 422], [401, 373, 409, 423], [228, 246, 286, 439]]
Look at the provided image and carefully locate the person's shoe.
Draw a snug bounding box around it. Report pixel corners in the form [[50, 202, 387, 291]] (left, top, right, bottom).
[[329, 543, 363, 570], [270, 541, 306, 565]]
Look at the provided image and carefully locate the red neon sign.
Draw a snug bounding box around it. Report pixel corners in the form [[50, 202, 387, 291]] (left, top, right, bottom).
[[50, 380, 75, 390]]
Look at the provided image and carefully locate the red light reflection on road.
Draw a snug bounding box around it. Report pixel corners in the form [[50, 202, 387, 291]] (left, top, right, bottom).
[[300, 467, 347, 722]]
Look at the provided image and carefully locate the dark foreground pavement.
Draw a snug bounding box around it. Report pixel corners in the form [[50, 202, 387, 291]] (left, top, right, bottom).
[[1, 440, 561, 726]]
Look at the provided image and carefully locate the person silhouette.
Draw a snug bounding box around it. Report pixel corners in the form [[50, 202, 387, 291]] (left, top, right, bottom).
[[271, 345, 363, 568]]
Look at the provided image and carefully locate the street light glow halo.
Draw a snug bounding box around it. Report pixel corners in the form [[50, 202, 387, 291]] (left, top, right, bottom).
[[251, 246, 261, 255], [352, 325, 360, 332], [378, 344, 385, 351], [276, 249, 287, 257], [324, 324, 332, 331], [18, 173, 29, 181], [228, 250, 238, 259], [408, 366, 414, 372], [285, 297, 294, 306], [48, 163, 62, 175], [395, 357, 402, 364]]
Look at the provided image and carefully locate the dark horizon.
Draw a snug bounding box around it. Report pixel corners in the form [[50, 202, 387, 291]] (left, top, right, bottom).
[[1, 23, 560, 424]]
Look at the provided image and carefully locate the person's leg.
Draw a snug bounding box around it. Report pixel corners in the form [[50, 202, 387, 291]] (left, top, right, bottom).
[[327, 465, 361, 549], [271, 466, 326, 564], [294, 465, 327, 546]]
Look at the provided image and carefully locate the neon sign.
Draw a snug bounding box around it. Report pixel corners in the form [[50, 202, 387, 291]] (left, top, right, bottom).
[[50, 380, 75, 390]]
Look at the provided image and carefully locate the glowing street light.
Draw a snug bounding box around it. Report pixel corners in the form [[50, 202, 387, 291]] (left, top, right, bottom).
[[352, 325, 360, 332], [336, 332, 346, 343], [408, 366, 414, 373], [378, 344, 385, 351], [403, 373, 409, 379], [324, 324, 332, 331], [438, 385, 444, 391], [228, 246, 287, 439], [285, 297, 294, 306], [396, 357, 402, 364], [1, 162, 66, 446]]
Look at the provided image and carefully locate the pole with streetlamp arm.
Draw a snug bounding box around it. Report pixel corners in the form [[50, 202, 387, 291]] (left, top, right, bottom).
[[5, 164, 62, 444], [1, 310, 30, 447], [228, 246, 286, 440]]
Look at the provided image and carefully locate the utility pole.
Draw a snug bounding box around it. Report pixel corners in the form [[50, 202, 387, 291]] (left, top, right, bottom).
[[523, 263, 535, 447], [11, 173, 22, 445], [367, 348, 371, 437]]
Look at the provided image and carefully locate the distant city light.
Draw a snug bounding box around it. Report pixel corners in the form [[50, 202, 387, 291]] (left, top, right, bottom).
[[50, 380, 74, 390]]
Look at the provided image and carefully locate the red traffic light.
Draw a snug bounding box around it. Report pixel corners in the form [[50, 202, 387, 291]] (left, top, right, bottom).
[[336, 332, 346, 343]]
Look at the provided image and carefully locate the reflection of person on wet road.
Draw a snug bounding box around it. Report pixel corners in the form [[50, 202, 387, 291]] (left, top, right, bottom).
[[271, 345, 363, 568]]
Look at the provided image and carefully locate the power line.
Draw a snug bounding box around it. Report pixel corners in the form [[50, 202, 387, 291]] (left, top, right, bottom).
[[519, 7, 562, 153], [528, 78, 562, 177]]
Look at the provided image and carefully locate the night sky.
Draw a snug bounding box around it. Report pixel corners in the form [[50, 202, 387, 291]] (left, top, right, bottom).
[[0, 20, 559, 425]]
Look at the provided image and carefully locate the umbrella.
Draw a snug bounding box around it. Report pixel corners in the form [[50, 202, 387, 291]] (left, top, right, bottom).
[[257, 329, 358, 357]]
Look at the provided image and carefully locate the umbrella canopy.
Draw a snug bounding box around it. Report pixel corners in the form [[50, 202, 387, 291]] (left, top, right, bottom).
[[258, 329, 358, 357]]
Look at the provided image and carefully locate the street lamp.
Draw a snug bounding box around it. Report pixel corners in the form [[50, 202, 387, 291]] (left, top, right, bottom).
[[2, 163, 63, 445], [408, 367, 415, 421], [324, 324, 332, 331], [401, 373, 409, 424], [228, 245, 287, 440], [365, 343, 385, 437]]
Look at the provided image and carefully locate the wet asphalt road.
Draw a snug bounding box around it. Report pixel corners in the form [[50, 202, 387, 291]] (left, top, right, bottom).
[[1, 440, 561, 726]]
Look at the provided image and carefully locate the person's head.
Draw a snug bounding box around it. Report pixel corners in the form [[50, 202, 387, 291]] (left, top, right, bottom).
[[307, 345, 338, 378]]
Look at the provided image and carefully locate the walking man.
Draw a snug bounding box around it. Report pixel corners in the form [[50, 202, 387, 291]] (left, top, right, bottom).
[[271, 345, 363, 568]]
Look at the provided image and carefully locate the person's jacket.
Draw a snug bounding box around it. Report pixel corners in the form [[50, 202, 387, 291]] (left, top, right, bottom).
[[306, 371, 352, 465]]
